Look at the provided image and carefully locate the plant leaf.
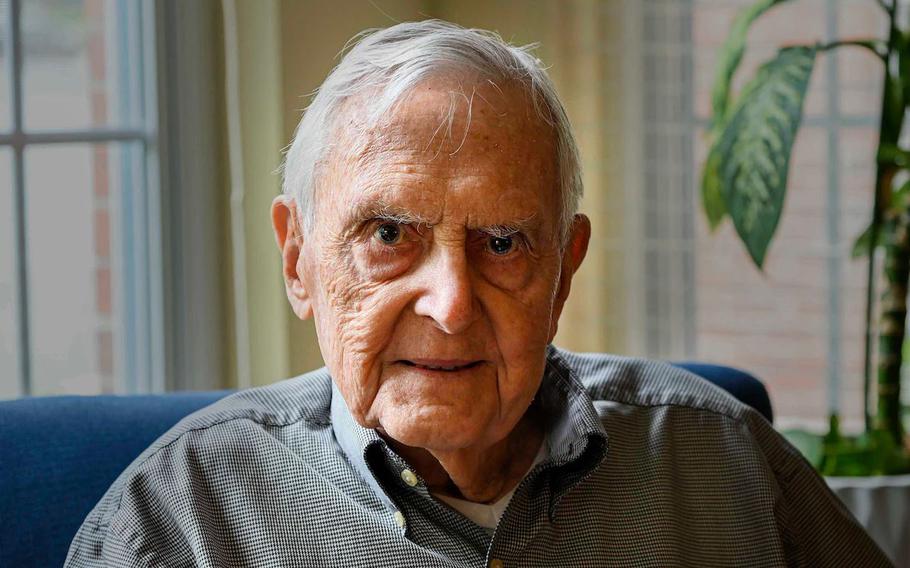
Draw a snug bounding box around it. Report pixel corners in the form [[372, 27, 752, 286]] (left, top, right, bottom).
[[703, 0, 791, 229], [716, 46, 817, 268], [709, 0, 791, 129], [702, 145, 727, 231], [852, 180, 910, 258], [891, 179, 910, 212], [781, 429, 824, 468], [851, 223, 885, 258]]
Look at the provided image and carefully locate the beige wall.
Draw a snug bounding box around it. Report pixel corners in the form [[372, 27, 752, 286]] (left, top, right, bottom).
[[229, 0, 634, 385], [223, 0, 291, 388]]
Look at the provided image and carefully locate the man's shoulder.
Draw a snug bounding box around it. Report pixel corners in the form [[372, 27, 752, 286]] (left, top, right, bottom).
[[551, 347, 755, 423], [189, 366, 335, 429], [81, 368, 336, 528], [136, 364, 335, 458], [146, 366, 336, 452]]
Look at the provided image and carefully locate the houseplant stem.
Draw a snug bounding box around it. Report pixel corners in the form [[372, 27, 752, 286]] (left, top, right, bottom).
[[877, 212, 909, 444]]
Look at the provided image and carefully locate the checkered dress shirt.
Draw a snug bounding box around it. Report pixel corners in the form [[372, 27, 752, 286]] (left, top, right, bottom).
[[65, 347, 891, 567]]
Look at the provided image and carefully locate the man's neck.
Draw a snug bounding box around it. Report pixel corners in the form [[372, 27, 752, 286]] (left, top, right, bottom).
[[385, 407, 545, 504]]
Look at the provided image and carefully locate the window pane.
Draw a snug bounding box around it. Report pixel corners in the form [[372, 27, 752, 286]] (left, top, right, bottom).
[[22, 0, 142, 130], [25, 142, 137, 395], [0, 148, 18, 398]]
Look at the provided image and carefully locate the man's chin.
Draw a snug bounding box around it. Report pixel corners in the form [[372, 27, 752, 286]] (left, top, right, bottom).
[[378, 410, 491, 452]]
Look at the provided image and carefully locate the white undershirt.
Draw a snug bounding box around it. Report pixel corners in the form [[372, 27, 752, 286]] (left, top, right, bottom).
[[431, 441, 548, 530]]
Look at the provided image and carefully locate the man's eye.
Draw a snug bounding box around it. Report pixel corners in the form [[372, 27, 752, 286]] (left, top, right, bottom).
[[487, 235, 515, 255], [374, 223, 403, 245]]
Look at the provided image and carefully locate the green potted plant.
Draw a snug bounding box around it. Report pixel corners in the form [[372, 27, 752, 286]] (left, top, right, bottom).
[[701, 0, 910, 476]]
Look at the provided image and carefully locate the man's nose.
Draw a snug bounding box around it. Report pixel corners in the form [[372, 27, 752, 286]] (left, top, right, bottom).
[[412, 248, 480, 335]]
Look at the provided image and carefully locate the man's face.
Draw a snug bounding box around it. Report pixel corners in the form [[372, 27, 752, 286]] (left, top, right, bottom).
[[276, 76, 589, 452]]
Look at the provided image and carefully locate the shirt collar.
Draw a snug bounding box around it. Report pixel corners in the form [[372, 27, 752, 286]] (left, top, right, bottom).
[[329, 345, 610, 518], [330, 380, 399, 514], [539, 345, 609, 459], [539, 345, 611, 519]]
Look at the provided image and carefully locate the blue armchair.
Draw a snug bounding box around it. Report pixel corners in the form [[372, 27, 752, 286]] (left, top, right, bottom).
[[0, 364, 771, 568]]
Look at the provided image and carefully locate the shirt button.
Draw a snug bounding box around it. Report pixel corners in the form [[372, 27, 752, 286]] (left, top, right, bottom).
[[489, 559, 504, 568], [400, 469, 418, 487], [393, 511, 406, 528]]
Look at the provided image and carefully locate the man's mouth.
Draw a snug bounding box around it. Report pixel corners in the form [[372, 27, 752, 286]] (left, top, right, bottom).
[[397, 359, 483, 372]]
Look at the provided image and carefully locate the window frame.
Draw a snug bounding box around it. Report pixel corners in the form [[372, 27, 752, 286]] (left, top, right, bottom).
[[2, 0, 164, 396]]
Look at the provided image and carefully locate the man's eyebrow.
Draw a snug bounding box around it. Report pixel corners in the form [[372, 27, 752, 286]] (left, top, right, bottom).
[[339, 201, 541, 237], [474, 213, 540, 236], [341, 200, 433, 232]]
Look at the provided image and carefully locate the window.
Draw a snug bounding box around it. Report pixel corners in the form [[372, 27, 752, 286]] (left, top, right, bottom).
[[0, 0, 160, 397], [640, 0, 698, 360], [640, 0, 888, 430]]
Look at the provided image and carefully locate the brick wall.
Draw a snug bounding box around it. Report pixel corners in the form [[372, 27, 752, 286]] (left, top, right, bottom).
[[86, 0, 114, 392]]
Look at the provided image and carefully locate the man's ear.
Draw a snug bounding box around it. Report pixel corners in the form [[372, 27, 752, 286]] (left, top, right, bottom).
[[548, 213, 591, 341], [271, 195, 314, 320]]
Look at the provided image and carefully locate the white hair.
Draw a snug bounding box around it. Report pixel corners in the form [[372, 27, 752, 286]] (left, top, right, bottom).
[[281, 19, 582, 244]]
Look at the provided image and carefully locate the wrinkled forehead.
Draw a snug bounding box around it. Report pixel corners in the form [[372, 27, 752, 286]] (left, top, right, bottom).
[[370, 76, 550, 139], [316, 74, 560, 211]]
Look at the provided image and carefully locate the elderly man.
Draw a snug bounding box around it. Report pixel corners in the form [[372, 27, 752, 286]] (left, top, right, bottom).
[[67, 20, 889, 568]]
